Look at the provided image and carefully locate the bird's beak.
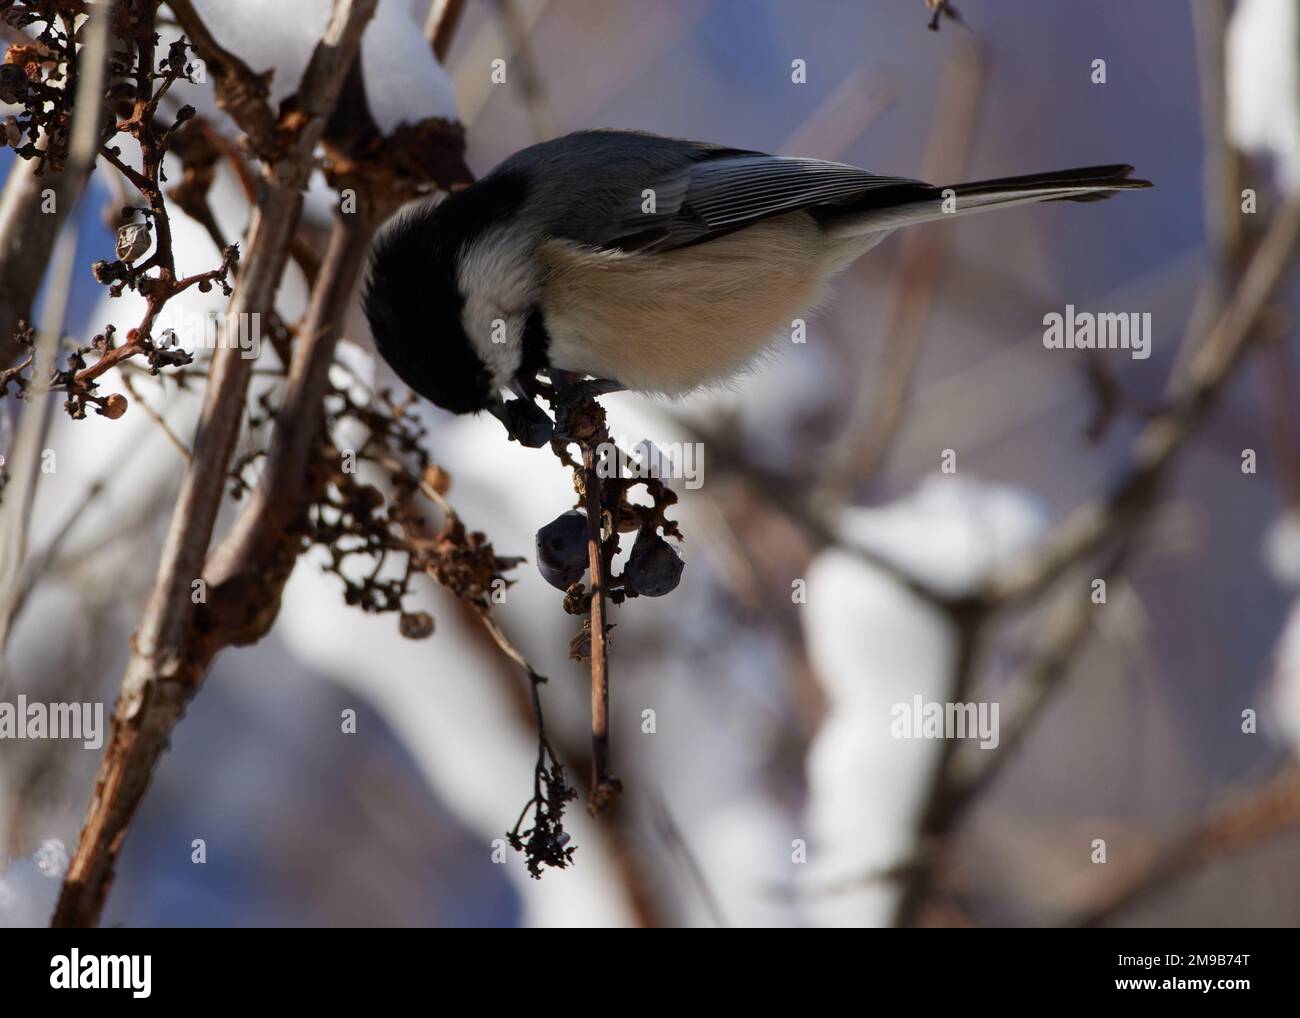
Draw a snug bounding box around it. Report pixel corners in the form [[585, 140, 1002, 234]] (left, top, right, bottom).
[[509, 379, 533, 402], [486, 396, 511, 428]]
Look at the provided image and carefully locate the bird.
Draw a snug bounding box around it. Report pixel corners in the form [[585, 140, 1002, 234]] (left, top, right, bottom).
[[362, 129, 1150, 444]]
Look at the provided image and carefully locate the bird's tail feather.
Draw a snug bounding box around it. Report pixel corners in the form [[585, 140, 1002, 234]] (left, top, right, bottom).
[[824, 165, 1151, 237]]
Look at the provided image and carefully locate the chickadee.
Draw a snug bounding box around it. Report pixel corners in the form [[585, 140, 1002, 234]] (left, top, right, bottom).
[[363, 129, 1149, 443]]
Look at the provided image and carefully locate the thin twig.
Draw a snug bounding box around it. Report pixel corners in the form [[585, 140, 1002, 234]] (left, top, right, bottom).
[[425, 0, 467, 61], [890, 601, 983, 926], [1069, 767, 1300, 927], [978, 197, 1300, 610], [648, 788, 731, 928], [0, 1, 111, 664], [953, 541, 1135, 815], [492, 0, 556, 141], [166, 0, 281, 155], [581, 440, 617, 810], [817, 39, 984, 502], [118, 373, 192, 460], [550, 376, 623, 812], [890, 539, 1136, 923]]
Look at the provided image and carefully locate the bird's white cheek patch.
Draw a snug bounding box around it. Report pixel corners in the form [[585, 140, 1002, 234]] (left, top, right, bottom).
[[461, 299, 527, 387], [456, 223, 541, 388]]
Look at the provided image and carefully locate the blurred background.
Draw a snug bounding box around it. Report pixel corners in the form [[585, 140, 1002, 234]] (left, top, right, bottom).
[[3, 0, 1300, 927]]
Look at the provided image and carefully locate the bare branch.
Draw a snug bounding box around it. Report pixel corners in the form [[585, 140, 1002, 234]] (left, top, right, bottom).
[[1070, 767, 1300, 927], [0, 152, 88, 368], [978, 196, 1300, 609], [424, 0, 466, 62], [582, 438, 616, 809], [888, 198, 1300, 924], [817, 40, 984, 501], [165, 0, 281, 155], [52, 0, 380, 929]]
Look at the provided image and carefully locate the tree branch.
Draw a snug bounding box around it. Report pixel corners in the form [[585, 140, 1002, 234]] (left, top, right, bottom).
[[976, 196, 1300, 610], [52, 0, 380, 929], [1070, 767, 1300, 927], [889, 197, 1300, 924]]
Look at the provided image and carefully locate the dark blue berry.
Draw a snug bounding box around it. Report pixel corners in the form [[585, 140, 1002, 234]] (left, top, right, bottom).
[[536, 510, 589, 589], [625, 527, 683, 596]]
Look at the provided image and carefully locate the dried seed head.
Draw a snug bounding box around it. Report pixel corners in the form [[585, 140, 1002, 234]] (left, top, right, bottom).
[[0, 64, 27, 104], [115, 221, 151, 264], [399, 611, 435, 640], [99, 393, 128, 419], [423, 464, 451, 495]]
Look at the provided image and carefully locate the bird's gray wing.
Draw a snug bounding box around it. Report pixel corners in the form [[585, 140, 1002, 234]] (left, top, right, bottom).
[[502, 131, 919, 253], [576, 153, 922, 253]]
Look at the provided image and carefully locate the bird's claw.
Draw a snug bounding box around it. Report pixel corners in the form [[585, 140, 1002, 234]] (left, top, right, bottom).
[[491, 374, 625, 447]]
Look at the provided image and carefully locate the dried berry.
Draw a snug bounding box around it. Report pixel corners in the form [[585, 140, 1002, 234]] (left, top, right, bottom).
[[499, 397, 554, 447], [98, 393, 128, 420], [0, 64, 28, 105], [536, 510, 589, 590], [399, 611, 435, 640], [422, 464, 451, 495], [115, 222, 151, 264], [625, 526, 683, 597]]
